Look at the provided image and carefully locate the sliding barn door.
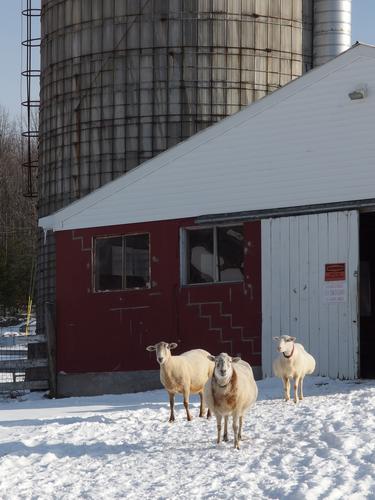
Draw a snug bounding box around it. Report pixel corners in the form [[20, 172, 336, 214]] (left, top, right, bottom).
[[262, 211, 359, 379]]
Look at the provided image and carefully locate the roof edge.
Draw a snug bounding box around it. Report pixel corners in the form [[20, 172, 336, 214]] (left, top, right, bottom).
[[38, 43, 375, 231]]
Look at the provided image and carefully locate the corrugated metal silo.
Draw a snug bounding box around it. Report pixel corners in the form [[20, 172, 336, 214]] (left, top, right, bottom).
[[39, 0, 315, 215], [313, 0, 351, 66], [38, 0, 315, 334]]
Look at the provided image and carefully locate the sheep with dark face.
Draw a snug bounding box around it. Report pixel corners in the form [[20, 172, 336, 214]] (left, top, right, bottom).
[[204, 353, 258, 449], [272, 335, 316, 403], [146, 341, 214, 422]]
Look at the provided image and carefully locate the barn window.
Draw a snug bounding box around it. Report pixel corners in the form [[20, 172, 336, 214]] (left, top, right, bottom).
[[94, 234, 150, 291], [184, 225, 244, 284]]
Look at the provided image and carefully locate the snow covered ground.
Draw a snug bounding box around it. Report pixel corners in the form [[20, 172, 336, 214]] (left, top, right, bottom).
[[0, 321, 35, 384], [0, 376, 374, 500], [0, 319, 36, 337]]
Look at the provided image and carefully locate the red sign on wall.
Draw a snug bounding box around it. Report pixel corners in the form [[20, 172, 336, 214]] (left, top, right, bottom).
[[325, 263, 346, 281]]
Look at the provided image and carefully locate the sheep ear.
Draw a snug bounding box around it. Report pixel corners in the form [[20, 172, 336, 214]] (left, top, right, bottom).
[[232, 357, 241, 363], [289, 337, 296, 342], [273, 337, 279, 342], [208, 355, 216, 362], [146, 345, 156, 352], [168, 343, 178, 350]]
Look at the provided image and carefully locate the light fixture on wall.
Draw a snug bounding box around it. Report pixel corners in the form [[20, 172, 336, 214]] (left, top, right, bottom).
[[348, 86, 368, 101]]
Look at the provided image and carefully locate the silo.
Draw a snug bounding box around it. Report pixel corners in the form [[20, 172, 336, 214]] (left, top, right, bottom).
[[38, 0, 316, 334], [313, 0, 351, 66]]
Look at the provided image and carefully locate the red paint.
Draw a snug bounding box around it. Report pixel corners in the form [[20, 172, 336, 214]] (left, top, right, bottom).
[[55, 218, 261, 374], [325, 263, 346, 281]]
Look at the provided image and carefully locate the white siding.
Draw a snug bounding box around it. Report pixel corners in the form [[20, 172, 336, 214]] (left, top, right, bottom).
[[262, 210, 359, 379], [40, 45, 375, 232]]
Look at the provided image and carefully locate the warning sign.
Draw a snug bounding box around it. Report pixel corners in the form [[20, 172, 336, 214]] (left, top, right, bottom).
[[324, 281, 347, 303], [323, 263, 347, 303], [325, 263, 346, 281]]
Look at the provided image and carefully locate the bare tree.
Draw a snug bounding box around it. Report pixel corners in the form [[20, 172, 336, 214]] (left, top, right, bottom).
[[0, 106, 37, 313]]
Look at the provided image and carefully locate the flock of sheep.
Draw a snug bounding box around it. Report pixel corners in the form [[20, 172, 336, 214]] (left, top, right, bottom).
[[146, 336, 316, 450]]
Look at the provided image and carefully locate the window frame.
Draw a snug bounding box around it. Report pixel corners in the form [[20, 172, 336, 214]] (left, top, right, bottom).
[[92, 232, 151, 293], [181, 223, 245, 286]]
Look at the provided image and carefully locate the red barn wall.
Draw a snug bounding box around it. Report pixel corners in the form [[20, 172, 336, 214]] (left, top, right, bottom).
[[55, 218, 261, 374]]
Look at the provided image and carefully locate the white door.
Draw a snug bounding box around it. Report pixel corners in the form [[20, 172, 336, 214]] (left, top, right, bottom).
[[262, 210, 359, 379]]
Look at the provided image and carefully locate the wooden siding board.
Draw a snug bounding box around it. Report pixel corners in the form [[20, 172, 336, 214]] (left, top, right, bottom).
[[348, 211, 359, 378], [0, 349, 27, 357], [299, 215, 310, 350], [271, 218, 282, 342], [0, 359, 48, 371], [0, 381, 49, 392], [280, 217, 291, 338], [308, 214, 320, 372], [328, 212, 339, 378], [290, 217, 300, 342], [337, 212, 349, 378], [0, 335, 47, 347], [318, 213, 329, 376]]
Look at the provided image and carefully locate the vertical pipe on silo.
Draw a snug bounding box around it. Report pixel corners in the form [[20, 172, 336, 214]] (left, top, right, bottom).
[[302, 0, 314, 72], [313, 0, 352, 67]]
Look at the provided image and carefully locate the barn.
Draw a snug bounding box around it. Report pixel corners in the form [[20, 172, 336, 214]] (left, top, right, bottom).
[[39, 43, 375, 396]]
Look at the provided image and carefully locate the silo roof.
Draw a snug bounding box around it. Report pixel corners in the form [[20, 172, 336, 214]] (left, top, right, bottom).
[[39, 43, 375, 232]]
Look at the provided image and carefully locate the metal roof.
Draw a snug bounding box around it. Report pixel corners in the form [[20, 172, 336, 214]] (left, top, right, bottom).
[[39, 44, 375, 232]]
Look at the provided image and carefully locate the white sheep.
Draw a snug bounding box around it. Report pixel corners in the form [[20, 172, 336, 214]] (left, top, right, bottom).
[[272, 335, 316, 403], [146, 341, 214, 422], [204, 353, 258, 449]]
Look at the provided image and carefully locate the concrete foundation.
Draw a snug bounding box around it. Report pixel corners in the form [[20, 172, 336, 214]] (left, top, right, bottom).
[[56, 365, 262, 397], [57, 370, 162, 397]]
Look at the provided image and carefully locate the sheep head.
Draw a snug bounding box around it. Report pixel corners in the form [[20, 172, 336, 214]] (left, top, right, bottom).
[[273, 335, 296, 354], [146, 341, 178, 365], [208, 353, 241, 386]]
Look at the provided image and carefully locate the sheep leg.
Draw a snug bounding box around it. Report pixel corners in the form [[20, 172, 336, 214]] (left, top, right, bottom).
[[223, 416, 229, 442], [238, 416, 243, 441], [293, 377, 300, 404], [299, 377, 304, 400], [233, 415, 240, 449], [206, 408, 211, 419], [283, 376, 290, 401], [198, 392, 204, 417], [216, 415, 223, 444], [168, 392, 175, 422], [183, 388, 192, 421]]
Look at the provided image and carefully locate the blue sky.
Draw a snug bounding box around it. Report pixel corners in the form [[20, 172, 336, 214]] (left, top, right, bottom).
[[0, 1, 374, 119]]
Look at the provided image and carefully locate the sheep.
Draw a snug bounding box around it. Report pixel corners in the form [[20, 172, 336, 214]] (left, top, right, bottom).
[[272, 335, 316, 403], [204, 353, 258, 449], [146, 341, 214, 422]]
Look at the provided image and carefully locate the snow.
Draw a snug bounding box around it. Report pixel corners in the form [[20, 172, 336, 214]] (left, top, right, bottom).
[[0, 319, 37, 337], [0, 321, 35, 385], [0, 377, 374, 499]]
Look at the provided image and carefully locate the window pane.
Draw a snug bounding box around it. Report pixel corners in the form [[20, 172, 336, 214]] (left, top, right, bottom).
[[95, 237, 123, 291], [188, 229, 214, 283], [217, 226, 244, 282], [125, 234, 150, 288]]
